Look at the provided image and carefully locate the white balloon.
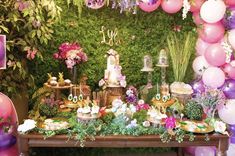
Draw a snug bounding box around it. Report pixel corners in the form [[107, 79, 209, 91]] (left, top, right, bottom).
[[200, 0, 226, 23], [218, 99, 235, 125], [228, 29, 235, 50], [192, 56, 210, 76]]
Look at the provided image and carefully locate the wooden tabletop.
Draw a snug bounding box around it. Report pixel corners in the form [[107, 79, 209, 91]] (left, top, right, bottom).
[[18, 133, 229, 156]]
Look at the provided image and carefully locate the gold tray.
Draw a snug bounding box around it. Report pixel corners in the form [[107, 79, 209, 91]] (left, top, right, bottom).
[[37, 118, 70, 130], [177, 120, 214, 134], [44, 83, 74, 89]]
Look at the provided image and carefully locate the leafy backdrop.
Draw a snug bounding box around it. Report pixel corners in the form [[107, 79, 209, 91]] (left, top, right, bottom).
[[29, 0, 196, 92]]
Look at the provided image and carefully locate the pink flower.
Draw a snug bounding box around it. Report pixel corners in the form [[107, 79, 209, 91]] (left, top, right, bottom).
[[165, 117, 176, 129], [27, 48, 37, 60], [65, 59, 76, 69], [16, 1, 30, 12], [136, 104, 150, 111]]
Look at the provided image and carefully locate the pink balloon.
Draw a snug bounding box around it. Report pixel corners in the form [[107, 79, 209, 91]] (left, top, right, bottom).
[[192, 56, 210, 75], [190, 0, 205, 12], [202, 67, 225, 88], [0, 143, 19, 156], [198, 22, 225, 43], [225, 0, 235, 6], [196, 38, 211, 55], [161, 0, 183, 14], [204, 43, 226, 66], [0, 93, 13, 121], [223, 61, 235, 79], [193, 12, 205, 26], [218, 99, 235, 124], [195, 146, 215, 156], [139, 0, 161, 13]]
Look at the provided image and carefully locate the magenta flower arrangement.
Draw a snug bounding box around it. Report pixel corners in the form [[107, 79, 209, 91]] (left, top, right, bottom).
[[164, 116, 176, 129], [53, 42, 88, 69]]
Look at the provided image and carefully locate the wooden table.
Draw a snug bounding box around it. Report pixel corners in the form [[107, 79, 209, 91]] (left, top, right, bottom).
[[18, 133, 229, 156]]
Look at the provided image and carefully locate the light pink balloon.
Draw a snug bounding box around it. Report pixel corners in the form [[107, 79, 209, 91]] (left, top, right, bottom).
[[228, 29, 235, 50], [202, 67, 225, 88], [193, 11, 205, 26], [139, 0, 161, 13], [223, 61, 235, 79], [192, 56, 210, 75], [204, 43, 226, 66], [200, 0, 226, 23], [218, 99, 235, 124], [225, 0, 235, 6], [190, 0, 205, 12], [195, 146, 215, 156], [161, 0, 183, 14], [196, 38, 211, 55], [198, 22, 225, 43], [0, 93, 13, 121]]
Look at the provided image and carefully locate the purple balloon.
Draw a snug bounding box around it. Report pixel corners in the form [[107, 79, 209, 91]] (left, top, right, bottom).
[[191, 79, 205, 94], [220, 79, 235, 99], [0, 122, 16, 149], [223, 7, 235, 30], [0, 42, 5, 61]]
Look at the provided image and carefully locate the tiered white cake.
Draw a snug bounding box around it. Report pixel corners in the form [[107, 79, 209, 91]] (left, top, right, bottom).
[[103, 49, 126, 88]]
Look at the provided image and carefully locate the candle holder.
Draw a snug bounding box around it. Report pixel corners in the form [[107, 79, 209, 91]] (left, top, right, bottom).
[[141, 55, 154, 88], [230, 124, 235, 144], [156, 49, 169, 96]]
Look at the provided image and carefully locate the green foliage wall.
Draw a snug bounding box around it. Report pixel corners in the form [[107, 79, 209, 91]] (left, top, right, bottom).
[[29, 0, 196, 90]]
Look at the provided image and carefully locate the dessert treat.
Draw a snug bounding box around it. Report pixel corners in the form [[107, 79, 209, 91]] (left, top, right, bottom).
[[147, 107, 167, 125], [100, 49, 126, 88], [42, 118, 69, 131], [64, 79, 71, 86], [170, 82, 193, 104], [49, 80, 58, 86]]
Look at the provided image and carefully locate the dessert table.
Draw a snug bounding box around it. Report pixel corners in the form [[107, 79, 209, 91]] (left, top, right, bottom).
[[19, 133, 229, 156]]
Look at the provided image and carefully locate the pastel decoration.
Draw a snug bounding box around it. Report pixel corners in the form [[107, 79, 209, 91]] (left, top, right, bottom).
[[198, 22, 225, 43], [195, 38, 211, 56], [218, 99, 235, 124], [200, 0, 226, 23], [225, 0, 235, 6], [223, 61, 235, 79], [195, 146, 215, 156], [193, 11, 205, 26], [228, 29, 235, 50], [204, 43, 226, 67], [220, 79, 235, 99], [139, 0, 161, 13], [192, 56, 210, 75], [0, 93, 13, 121], [190, 0, 205, 12], [202, 67, 225, 88], [161, 0, 183, 14]]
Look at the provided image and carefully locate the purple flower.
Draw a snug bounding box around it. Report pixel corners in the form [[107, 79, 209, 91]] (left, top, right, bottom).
[[126, 119, 137, 128]]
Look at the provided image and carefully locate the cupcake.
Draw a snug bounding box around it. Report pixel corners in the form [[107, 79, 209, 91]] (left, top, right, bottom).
[[64, 79, 71, 86], [49, 80, 58, 86], [82, 106, 91, 117], [91, 105, 100, 118]]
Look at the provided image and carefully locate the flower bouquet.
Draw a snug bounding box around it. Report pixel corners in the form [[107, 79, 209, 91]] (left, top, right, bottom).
[[53, 42, 88, 69]]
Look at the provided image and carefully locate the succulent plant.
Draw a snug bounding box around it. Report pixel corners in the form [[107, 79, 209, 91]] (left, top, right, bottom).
[[184, 100, 203, 121]]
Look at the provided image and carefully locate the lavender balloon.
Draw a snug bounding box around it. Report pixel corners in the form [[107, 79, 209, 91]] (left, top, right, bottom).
[[191, 79, 205, 95], [220, 79, 235, 99], [224, 7, 235, 30], [0, 122, 16, 149]]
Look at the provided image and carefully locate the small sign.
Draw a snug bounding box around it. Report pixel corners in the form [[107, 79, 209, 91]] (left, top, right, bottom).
[[0, 35, 6, 69]]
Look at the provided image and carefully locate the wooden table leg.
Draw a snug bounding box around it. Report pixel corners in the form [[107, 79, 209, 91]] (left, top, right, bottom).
[[18, 137, 29, 156], [177, 147, 184, 156], [217, 138, 229, 156]]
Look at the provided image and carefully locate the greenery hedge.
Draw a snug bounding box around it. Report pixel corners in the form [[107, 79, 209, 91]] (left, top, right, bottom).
[[28, 0, 196, 91]]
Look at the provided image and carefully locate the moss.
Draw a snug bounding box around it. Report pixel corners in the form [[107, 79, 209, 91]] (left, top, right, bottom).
[[28, 0, 195, 94]]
